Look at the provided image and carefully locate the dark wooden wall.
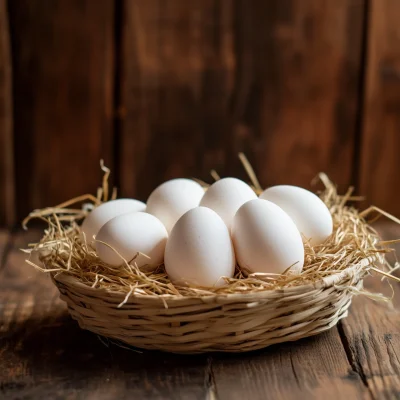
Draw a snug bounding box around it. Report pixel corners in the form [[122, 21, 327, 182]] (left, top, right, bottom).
[[0, 0, 399, 226]]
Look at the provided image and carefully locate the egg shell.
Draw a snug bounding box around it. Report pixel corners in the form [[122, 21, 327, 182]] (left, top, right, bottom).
[[165, 207, 235, 287], [199, 177, 257, 230], [96, 212, 168, 268], [81, 199, 146, 246], [232, 199, 304, 274], [146, 178, 205, 233], [259, 185, 333, 245]]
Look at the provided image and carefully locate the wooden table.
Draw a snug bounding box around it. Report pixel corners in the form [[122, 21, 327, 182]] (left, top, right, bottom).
[[1, 224, 399, 400]]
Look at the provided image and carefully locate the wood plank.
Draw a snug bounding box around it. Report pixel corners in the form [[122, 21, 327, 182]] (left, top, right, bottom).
[[0, 230, 209, 399], [211, 330, 370, 399], [339, 280, 400, 400], [244, 0, 364, 192], [0, 0, 15, 227], [0, 229, 11, 267], [338, 222, 400, 400], [8, 0, 115, 221], [119, 0, 234, 199], [119, 0, 364, 201], [359, 0, 400, 215]]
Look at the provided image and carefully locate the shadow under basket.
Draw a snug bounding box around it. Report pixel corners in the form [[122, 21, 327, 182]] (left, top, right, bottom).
[[51, 260, 369, 354]]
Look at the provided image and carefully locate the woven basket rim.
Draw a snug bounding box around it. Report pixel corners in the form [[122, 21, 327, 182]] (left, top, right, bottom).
[[51, 257, 372, 303]]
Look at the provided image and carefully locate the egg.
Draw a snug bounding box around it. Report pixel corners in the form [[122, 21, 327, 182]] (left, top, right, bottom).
[[259, 185, 333, 245], [232, 199, 304, 274], [146, 178, 205, 233], [81, 199, 146, 246], [200, 177, 257, 230], [96, 212, 168, 268], [165, 207, 235, 287]]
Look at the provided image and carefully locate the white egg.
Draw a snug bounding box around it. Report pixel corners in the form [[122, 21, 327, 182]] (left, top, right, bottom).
[[232, 199, 304, 274], [146, 178, 205, 233], [81, 199, 146, 246], [259, 185, 333, 245], [200, 177, 257, 230], [165, 207, 235, 287], [96, 212, 168, 268]]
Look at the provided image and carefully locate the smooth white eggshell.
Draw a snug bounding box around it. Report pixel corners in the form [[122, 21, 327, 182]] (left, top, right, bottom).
[[200, 177, 257, 230], [96, 212, 168, 268], [259, 185, 333, 245], [232, 199, 304, 274], [81, 199, 146, 246], [146, 179, 205, 233], [165, 207, 235, 287]]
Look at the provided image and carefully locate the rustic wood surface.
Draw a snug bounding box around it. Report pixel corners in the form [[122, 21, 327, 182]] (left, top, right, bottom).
[[119, 0, 365, 202], [0, 223, 399, 399], [359, 0, 400, 215], [0, 0, 15, 227], [7, 0, 115, 220]]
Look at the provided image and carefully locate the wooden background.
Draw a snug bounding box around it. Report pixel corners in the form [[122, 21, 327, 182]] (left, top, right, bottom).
[[0, 0, 399, 227]]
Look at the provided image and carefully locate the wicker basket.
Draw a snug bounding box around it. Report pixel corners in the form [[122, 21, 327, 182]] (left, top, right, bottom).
[[51, 258, 370, 354]]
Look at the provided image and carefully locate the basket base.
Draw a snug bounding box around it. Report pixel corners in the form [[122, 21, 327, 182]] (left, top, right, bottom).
[[53, 270, 361, 354]]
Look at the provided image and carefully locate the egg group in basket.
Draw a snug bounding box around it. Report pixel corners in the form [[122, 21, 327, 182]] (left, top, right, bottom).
[[81, 177, 333, 288]]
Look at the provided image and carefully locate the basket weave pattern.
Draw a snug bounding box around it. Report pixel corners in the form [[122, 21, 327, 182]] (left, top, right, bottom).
[[52, 261, 368, 354]]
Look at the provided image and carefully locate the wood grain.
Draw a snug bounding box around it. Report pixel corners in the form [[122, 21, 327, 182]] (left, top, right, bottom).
[[0, 0, 15, 227], [0, 231, 210, 400], [359, 0, 400, 216], [339, 280, 400, 400], [119, 0, 235, 199], [8, 0, 115, 221], [119, 0, 365, 201], [0, 229, 11, 267], [211, 332, 370, 400], [338, 223, 400, 400]]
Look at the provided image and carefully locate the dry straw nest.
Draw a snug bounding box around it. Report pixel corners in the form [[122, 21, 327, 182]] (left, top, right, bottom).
[[24, 159, 400, 354]]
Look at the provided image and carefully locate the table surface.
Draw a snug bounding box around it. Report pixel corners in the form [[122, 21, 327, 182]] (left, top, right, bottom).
[[0, 223, 399, 400]]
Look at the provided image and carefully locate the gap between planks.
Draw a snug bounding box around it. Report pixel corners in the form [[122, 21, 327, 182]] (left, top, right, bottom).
[[0, 228, 14, 273], [337, 321, 374, 396]]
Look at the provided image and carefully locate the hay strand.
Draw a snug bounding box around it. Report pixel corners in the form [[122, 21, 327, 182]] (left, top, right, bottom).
[[238, 152, 262, 193], [210, 169, 220, 181]]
